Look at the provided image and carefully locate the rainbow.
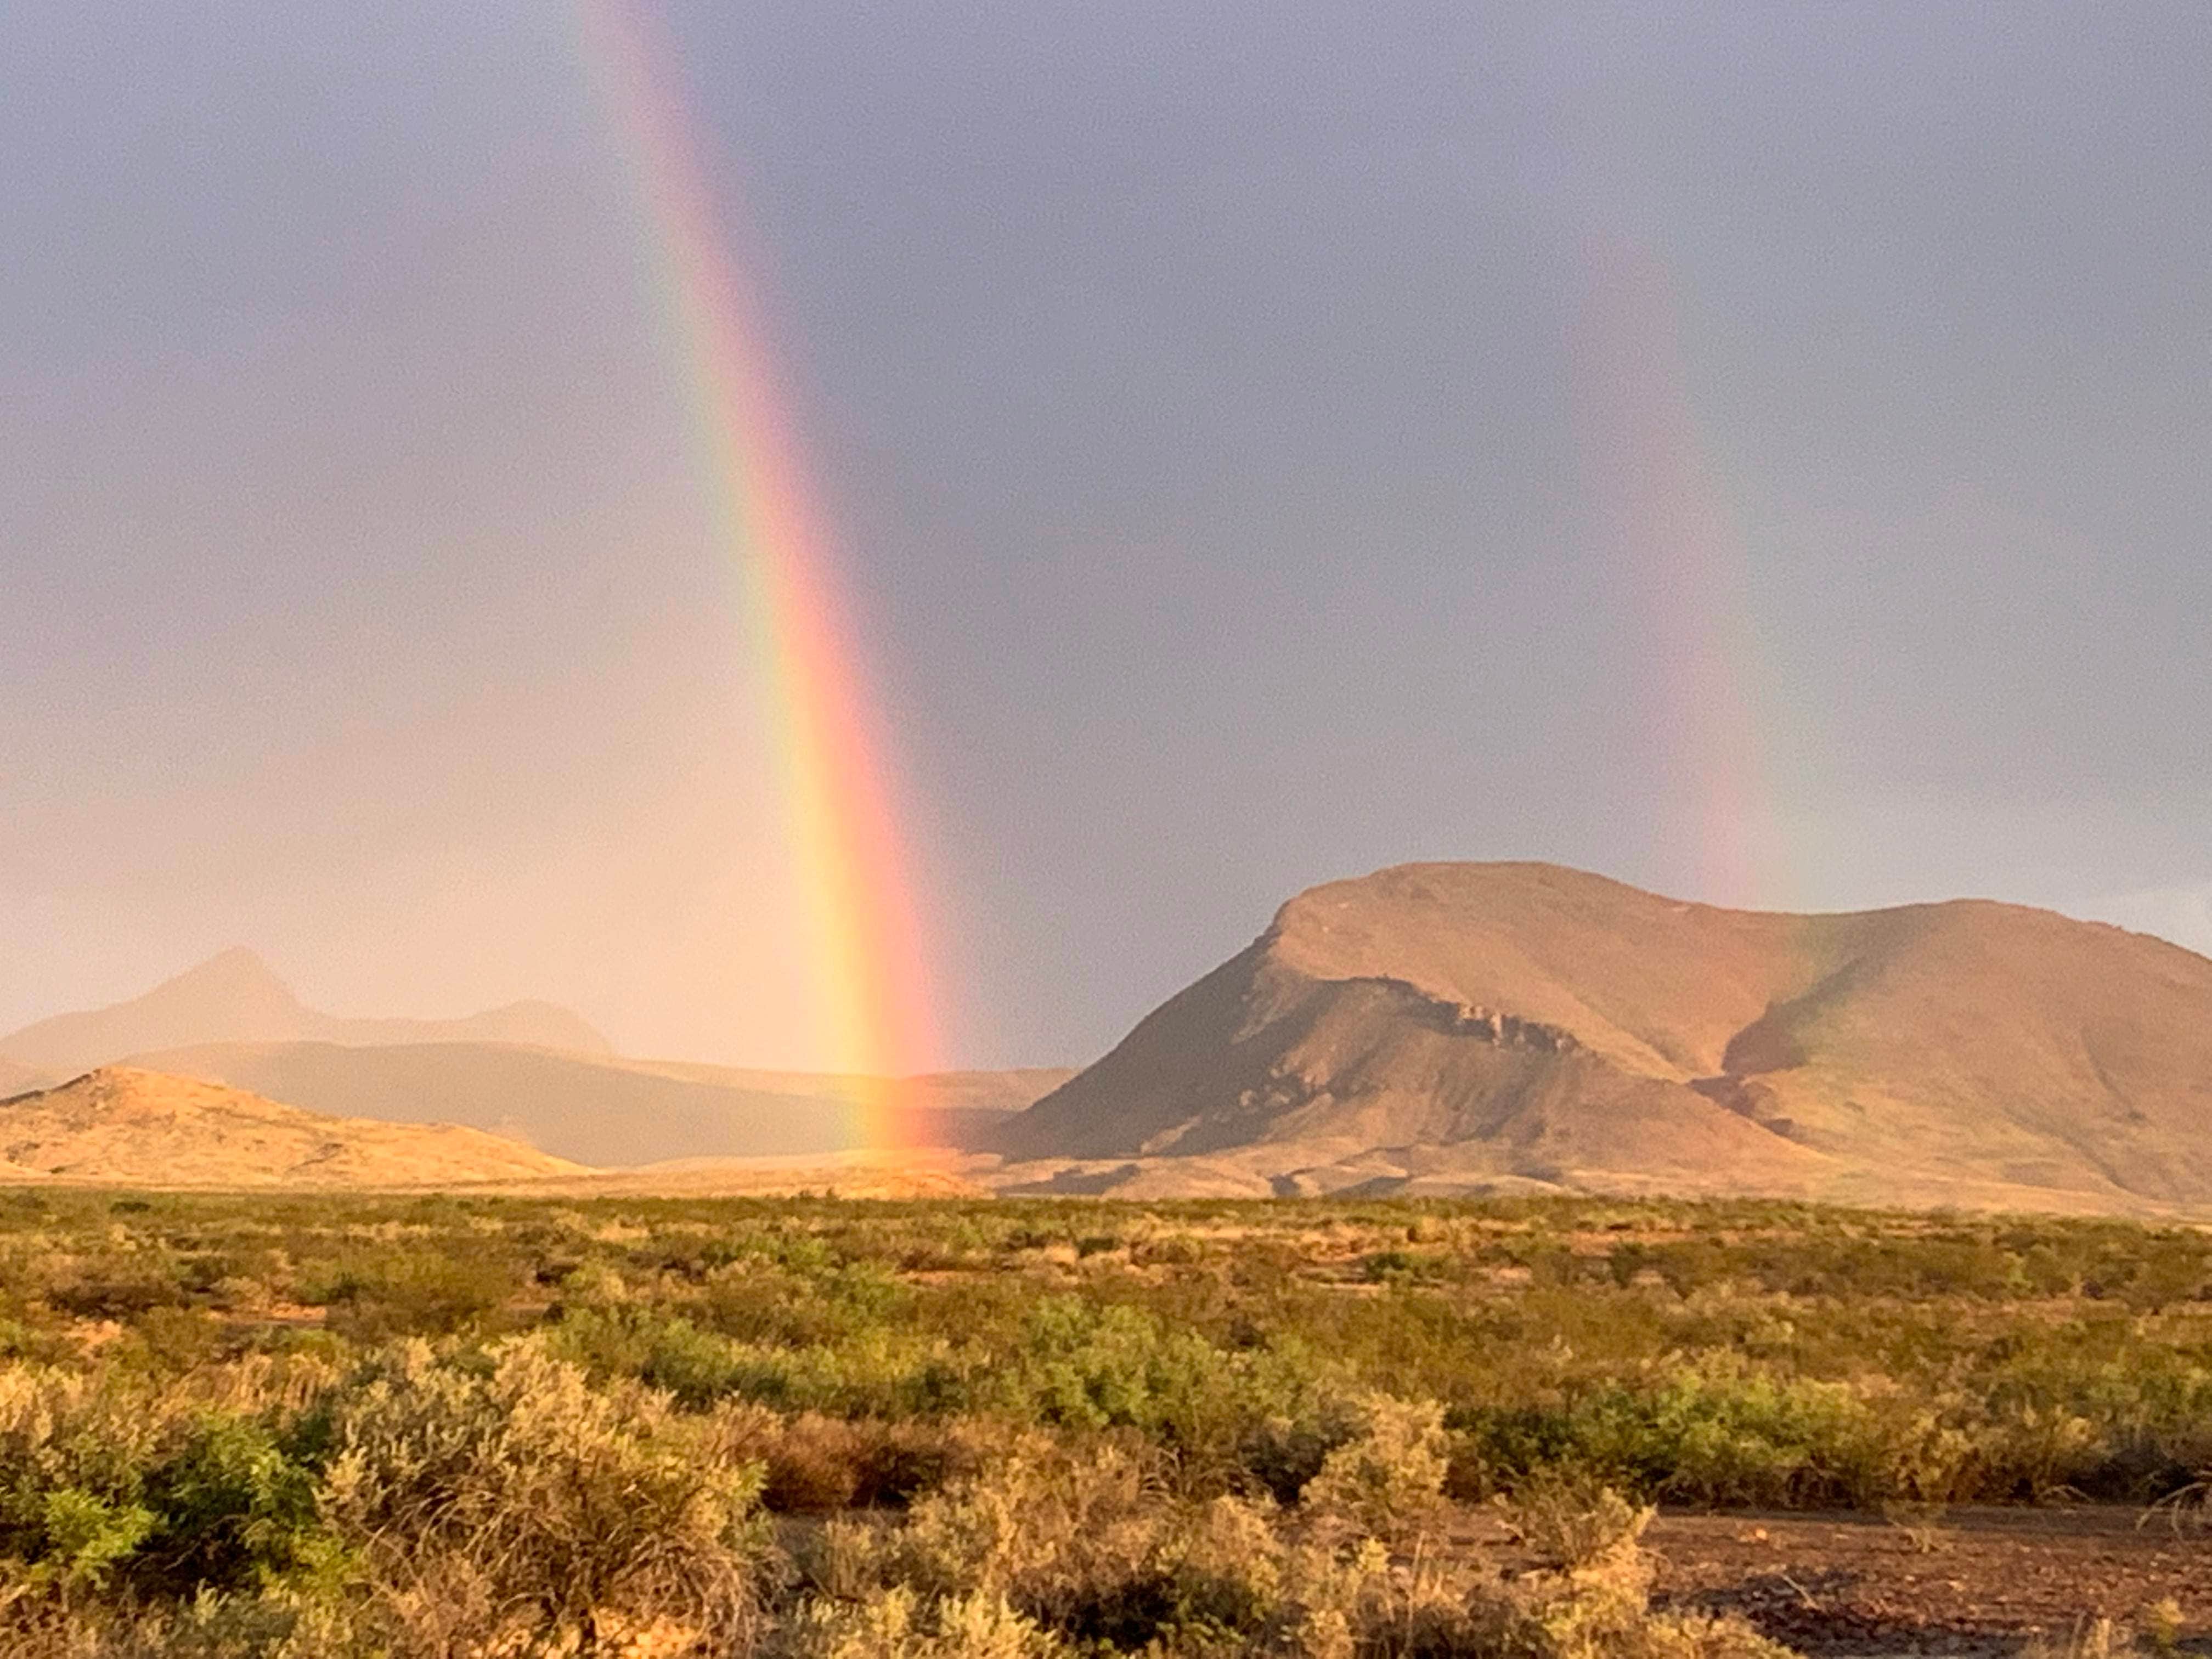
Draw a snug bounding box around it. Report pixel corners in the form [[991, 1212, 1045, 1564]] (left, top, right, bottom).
[[1567, 236, 1778, 911], [577, 0, 936, 1147]]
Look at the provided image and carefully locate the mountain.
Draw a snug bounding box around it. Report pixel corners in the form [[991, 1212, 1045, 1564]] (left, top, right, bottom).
[[123, 1042, 1073, 1166], [0, 1068, 582, 1187], [996, 862, 2212, 1212], [0, 949, 610, 1077]]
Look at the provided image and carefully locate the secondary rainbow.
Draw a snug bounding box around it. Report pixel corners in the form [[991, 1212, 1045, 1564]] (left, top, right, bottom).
[[577, 0, 936, 1145], [1568, 236, 1779, 911]]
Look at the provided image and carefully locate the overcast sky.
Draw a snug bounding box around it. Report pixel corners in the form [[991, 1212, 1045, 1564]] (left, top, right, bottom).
[[5, 1, 2208, 1066]]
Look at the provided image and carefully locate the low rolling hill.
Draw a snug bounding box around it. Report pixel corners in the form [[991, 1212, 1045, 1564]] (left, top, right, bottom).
[[2, 951, 1069, 1167], [0, 1068, 582, 1187], [127, 1041, 1071, 1166], [995, 862, 2212, 1212]]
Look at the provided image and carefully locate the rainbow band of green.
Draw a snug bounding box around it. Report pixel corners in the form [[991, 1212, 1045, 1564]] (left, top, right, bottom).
[[577, 0, 935, 1148]]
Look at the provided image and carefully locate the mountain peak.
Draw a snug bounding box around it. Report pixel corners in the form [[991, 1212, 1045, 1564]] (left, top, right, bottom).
[[161, 947, 301, 1004], [0, 953, 611, 1076]]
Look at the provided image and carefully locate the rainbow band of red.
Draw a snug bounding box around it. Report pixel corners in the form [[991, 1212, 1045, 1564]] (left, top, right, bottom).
[[578, 0, 935, 1146]]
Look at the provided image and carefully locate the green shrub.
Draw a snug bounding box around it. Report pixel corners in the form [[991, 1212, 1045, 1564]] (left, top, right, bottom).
[[44, 1254, 190, 1321], [548, 1305, 749, 1406], [304, 1249, 518, 1340], [136, 1414, 326, 1595]]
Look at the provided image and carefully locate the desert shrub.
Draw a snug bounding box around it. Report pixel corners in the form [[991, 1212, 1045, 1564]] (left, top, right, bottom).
[[1135, 1234, 1205, 1268], [303, 1250, 518, 1340], [1298, 1393, 1449, 1543], [133, 1413, 326, 1596], [1359, 1249, 1448, 1285], [547, 1305, 748, 1406], [1597, 1363, 1895, 1504], [775, 1586, 1063, 1658], [14, 1188, 2212, 1650], [116, 1307, 230, 1377], [718, 1407, 988, 1515], [1451, 1361, 1918, 1507], [552, 1297, 979, 1423], [793, 1459, 1788, 1659], [1502, 1471, 1653, 1570], [889, 1438, 1159, 1606], [699, 1260, 912, 1349], [0, 1369, 176, 1591], [1242, 1389, 1368, 1505], [848, 1417, 986, 1508], [43, 1254, 191, 1322], [0, 1367, 337, 1618], [1003, 1297, 1328, 1493], [1971, 1400, 2104, 1501], [726, 1409, 867, 1513], [320, 1337, 765, 1651], [852, 1446, 1284, 1652]]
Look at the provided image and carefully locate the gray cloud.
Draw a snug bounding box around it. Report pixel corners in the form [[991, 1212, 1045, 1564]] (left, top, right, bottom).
[[4, 1, 2208, 1062]]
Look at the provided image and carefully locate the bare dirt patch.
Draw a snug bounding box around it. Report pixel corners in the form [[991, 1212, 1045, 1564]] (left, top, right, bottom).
[[1648, 1505, 2210, 1654]]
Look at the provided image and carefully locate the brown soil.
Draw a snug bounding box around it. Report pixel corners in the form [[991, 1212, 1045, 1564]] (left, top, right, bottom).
[[1646, 1506, 2212, 1655]]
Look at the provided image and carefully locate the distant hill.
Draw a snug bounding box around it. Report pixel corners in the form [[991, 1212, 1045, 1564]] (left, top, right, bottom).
[[0, 949, 610, 1078], [0, 1059, 51, 1099], [126, 1041, 1073, 1166], [996, 862, 2212, 1212], [0, 1067, 581, 1187]]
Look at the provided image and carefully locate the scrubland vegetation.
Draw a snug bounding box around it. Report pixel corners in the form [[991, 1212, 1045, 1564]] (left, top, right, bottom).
[[0, 1191, 2209, 1654]]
